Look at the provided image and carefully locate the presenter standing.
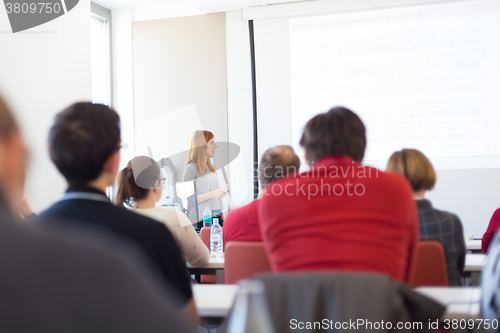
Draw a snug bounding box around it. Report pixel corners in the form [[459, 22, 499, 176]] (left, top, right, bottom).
[[183, 130, 227, 222]]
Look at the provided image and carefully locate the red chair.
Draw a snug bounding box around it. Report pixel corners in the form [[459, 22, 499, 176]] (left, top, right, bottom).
[[410, 240, 448, 287], [199, 227, 211, 249], [199, 226, 224, 284], [224, 241, 272, 285], [200, 226, 225, 251]]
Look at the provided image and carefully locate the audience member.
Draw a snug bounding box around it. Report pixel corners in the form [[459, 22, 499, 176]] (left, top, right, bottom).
[[481, 210, 500, 253], [259, 106, 418, 283], [224, 145, 300, 243], [387, 148, 465, 286], [481, 231, 500, 325], [36, 103, 197, 321], [116, 156, 209, 266], [0, 95, 193, 332]]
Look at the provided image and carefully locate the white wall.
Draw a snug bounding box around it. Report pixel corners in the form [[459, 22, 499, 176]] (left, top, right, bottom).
[[427, 169, 500, 238], [111, 8, 135, 170], [0, 1, 92, 212], [112, 11, 255, 209], [131, 14, 230, 209], [225, 11, 254, 208]]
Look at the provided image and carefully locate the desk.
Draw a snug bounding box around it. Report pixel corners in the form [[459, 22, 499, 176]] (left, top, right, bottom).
[[415, 287, 481, 304], [466, 240, 482, 252], [194, 285, 483, 321], [414, 287, 481, 320], [193, 284, 238, 317], [464, 254, 487, 272], [463, 254, 487, 286], [188, 257, 225, 284]]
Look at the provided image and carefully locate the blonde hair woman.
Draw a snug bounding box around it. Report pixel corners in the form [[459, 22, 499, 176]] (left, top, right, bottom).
[[387, 148, 465, 286], [183, 130, 227, 221]]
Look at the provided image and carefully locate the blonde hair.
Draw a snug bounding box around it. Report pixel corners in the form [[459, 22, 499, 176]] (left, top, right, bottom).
[[386, 148, 436, 192], [185, 130, 216, 176]]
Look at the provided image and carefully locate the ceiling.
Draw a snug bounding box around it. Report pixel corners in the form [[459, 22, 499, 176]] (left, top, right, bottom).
[[93, 0, 311, 13]]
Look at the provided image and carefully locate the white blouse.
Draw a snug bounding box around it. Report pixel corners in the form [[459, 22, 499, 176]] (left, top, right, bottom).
[[134, 207, 209, 267]]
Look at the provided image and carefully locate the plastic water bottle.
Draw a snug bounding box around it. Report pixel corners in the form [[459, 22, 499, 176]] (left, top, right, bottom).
[[210, 216, 223, 256], [203, 207, 212, 227]]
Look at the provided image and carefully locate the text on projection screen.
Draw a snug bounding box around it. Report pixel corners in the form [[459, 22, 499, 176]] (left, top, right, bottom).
[[289, 0, 500, 167]]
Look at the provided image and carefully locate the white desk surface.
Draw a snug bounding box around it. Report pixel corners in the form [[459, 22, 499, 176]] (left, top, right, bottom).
[[194, 285, 483, 319], [193, 284, 238, 317], [415, 287, 481, 320], [464, 254, 487, 272], [415, 287, 481, 304], [466, 240, 482, 251], [443, 303, 481, 320], [187, 257, 224, 269]]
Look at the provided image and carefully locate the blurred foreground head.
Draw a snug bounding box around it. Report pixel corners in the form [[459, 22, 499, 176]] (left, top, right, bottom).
[[0, 95, 28, 213]]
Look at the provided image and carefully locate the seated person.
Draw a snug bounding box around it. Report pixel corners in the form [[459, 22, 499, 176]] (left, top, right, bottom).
[[115, 156, 209, 266], [387, 149, 466, 286], [224, 145, 300, 243], [482, 210, 500, 253], [36, 103, 197, 322], [259, 107, 418, 283], [0, 94, 192, 332], [481, 231, 500, 325]]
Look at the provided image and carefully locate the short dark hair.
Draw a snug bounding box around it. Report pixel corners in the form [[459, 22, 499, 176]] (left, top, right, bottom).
[[299, 106, 366, 164], [259, 145, 301, 188], [49, 103, 120, 186]]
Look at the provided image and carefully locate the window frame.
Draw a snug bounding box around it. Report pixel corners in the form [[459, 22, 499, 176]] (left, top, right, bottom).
[[90, 2, 113, 107], [91, 2, 115, 200]]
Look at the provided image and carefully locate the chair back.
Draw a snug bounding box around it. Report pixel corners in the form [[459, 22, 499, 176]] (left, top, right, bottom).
[[198, 226, 223, 284], [226, 272, 446, 333], [200, 226, 211, 249], [225, 241, 271, 285], [410, 240, 448, 287]]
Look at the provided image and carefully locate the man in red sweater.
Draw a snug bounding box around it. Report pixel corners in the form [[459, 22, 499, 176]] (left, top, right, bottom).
[[258, 107, 419, 284], [224, 146, 301, 244]]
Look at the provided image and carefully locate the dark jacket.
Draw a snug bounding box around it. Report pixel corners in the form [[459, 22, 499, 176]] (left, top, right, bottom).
[[35, 185, 193, 305], [416, 199, 466, 286]]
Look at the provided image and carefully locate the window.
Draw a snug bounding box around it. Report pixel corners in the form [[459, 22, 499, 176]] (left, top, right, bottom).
[[90, 3, 114, 199], [90, 3, 112, 106]]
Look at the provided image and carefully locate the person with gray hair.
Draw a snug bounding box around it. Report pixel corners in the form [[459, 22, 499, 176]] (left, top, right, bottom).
[[0, 94, 193, 332], [259, 107, 418, 283], [223, 145, 300, 243]]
